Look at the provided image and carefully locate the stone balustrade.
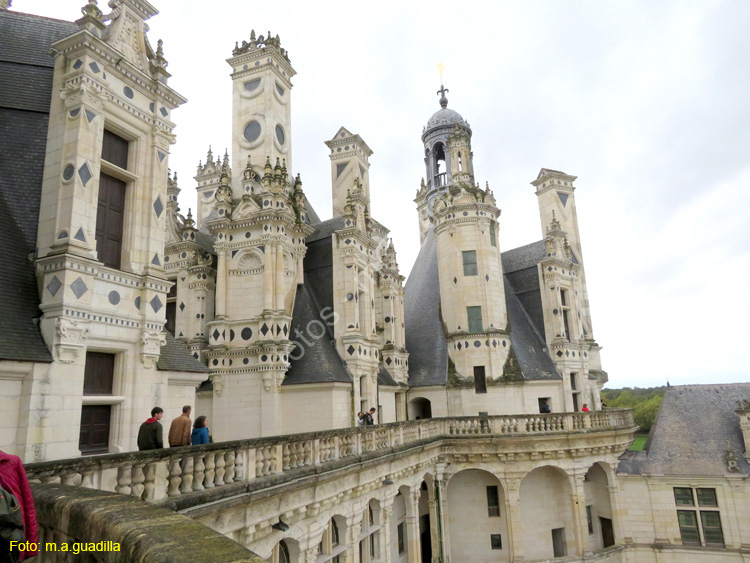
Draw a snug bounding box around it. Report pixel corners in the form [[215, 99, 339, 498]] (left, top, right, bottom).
[[24, 410, 635, 506]]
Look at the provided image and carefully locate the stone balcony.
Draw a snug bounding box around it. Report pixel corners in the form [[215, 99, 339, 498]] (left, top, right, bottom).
[[25, 410, 636, 562]]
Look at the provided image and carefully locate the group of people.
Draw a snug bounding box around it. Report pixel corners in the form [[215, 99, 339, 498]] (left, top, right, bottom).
[[539, 399, 590, 414], [357, 407, 377, 426], [137, 405, 210, 450]]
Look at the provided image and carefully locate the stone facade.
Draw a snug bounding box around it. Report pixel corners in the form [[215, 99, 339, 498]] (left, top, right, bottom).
[[3, 3, 750, 563]]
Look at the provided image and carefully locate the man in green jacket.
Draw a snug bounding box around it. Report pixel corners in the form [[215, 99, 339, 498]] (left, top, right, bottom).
[[137, 407, 164, 450]]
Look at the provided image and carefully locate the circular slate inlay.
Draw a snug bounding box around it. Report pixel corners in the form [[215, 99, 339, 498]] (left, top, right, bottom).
[[108, 291, 120, 305], [243, 121, 261, 142], [62, 165, 75, 181], [346, 293, 354, 301], [241, 327, 252, 340], [474, 340, 481, 348], [123, 86, 134, 99], [243, 358, 249, 365]]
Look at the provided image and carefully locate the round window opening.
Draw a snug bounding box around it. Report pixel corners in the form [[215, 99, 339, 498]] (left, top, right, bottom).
[[244, 121, 261, 143], [275, 125, 285, 145]]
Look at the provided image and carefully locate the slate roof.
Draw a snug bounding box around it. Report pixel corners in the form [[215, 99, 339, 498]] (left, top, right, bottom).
[[283, 283, 350, 385], [403, 233, 559, 385], [617, 384, 750, 476], [156, 332, 209, 373], [377, 365, 399, 387], [502, 240, 547, 342], [403, 229, 448, 386], [505, 285, 559, 380], [0, 10, 77, 362]]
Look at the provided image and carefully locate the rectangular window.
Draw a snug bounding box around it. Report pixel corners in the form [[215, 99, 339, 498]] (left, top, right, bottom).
[[102, 129, 129, 169], [474, 366, 487, 394], [563, 310, 571, 342], [674, 487, 695, 506], [697, 488, 718, 507], [560, 289, 568, 306], [83, 352, 115, 395], [165, 282, 177, 336], [490, 534, 502, 550], [486, 485, 500, 517], [489, 221, 497, 247], [462, 250, 478, 276], [700, 511, 724, 546], [677, 510, 701, 546], [467, 306, 483, 332], [397, 522, 405, 554], [586, 505, 594, 534], [96, 130, 130, 270], [96, 174, 126, 269]]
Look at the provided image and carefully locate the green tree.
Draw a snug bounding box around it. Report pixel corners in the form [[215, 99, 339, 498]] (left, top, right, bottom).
[[632, 395, 663, 432], [609, 390, 636, 408]]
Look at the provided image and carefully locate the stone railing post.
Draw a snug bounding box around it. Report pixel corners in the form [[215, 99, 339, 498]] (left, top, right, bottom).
[[244, 447, 256, 481], [204, 453, 216, 488], [334, 436, 340, 460], [180, 455, 194, 494], [274, 444, 283, 474], [313, 438, 321, 464]]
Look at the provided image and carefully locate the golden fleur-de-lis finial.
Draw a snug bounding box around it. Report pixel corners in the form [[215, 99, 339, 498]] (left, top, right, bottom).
[[438, 62, 446, 80]]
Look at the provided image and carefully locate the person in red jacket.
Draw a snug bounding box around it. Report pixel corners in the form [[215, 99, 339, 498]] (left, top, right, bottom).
[[581, 404, 590, 412], [0, 449, 38, 560]]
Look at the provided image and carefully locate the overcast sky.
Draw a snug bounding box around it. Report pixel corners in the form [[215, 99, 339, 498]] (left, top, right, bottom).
[[18, 0, 750, 389]]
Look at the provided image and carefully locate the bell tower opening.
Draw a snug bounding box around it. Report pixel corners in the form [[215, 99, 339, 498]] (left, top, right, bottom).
[[433, 142, 447, 188]]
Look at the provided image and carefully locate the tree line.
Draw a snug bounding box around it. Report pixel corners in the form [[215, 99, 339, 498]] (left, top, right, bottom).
[[601, 386, 665, 432]]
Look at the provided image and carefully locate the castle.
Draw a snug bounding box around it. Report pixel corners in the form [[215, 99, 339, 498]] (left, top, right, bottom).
[[1, 2, 749, 562]]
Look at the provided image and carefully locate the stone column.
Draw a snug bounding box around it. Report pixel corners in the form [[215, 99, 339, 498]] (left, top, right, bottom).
[[571, 474, 590, 556], [215, 248, 227, 318], [380, 503, 393, 563], [346, 517, 362, 563], [275, 241, 284, 310], [405, 487, 422, 563], [427, 498, 440, 563], [504, 477, 525, 561], [264, 241, 275, 311], [607, 483, 626, 546]]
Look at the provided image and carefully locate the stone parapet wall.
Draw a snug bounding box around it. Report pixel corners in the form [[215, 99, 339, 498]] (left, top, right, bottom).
[[31, 482, 263, 562]]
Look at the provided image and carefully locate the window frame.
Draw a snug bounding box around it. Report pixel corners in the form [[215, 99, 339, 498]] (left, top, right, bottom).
[[462, 250, 478, 276], [486, 485, 500, 517], [467, 306, 483, 333]]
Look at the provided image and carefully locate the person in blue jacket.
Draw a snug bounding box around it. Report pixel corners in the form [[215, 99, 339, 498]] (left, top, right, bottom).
[[191, 415, 210, 445]]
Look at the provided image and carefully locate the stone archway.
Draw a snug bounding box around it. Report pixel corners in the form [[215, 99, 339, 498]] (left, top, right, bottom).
[[408, 397, 432, 420], [520, 466, 574, 560], [584, 463, 615, 551], [446, 469, 509, 561]]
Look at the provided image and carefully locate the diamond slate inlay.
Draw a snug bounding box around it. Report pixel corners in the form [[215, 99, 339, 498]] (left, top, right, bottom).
[[157, 150, 166, 162], [347, 345, 355, 356], [260, 323, 269, 336], [557, 192, 569, 207], [151, 253, 160, 266], [74, 227, 86, 242], [78, 163, 92, 186], [150, 295, 162, 313], [179, 302, 185, 312], [71, 277, 88, 299], [212, 329, 220, 341], [85, 109, 96, 123], [153, 197, 164, 218], [46, 276, 62, 296]]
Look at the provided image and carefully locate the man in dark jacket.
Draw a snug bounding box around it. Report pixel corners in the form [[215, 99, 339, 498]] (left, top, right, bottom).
[[137, 407, 164, 450]]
